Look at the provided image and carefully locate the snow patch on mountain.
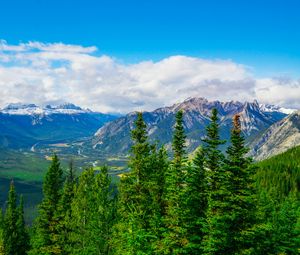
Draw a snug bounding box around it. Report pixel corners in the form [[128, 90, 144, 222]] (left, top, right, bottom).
[[259, 104, 296, 115], [1, 102, 90, 115]]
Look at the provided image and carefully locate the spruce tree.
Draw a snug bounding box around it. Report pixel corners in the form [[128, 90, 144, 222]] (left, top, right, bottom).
[[29, 154, 64, 255], [162, 110, 189, 254], [202, 108, 229, 255], [69, 166, 116, 254], [0, 210, 4, 255], [68, 167, 95, 254], [15, 195, 30, 254], [113, 112, 155, 254], [54, 160, 76, 254], [3, 180, 19, 255], [147, 146, 169, 252], [225, 114, 257, 254], [185, 147, 208, 254]]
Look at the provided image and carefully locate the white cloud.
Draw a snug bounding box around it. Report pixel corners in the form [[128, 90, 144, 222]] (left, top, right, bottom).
[[0, 40, 299, 113]]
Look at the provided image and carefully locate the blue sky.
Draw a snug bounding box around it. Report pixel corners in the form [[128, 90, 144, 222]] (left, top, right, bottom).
[[1, 0, 300, 77], [0, 0, 300, 112]]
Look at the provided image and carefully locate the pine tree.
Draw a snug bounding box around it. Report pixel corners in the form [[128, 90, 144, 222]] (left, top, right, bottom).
[[15, 195, 30, 254], [162, 110, 189, 254], [202, 108, 229, 255], [3, 180, 19, 255], [29, 154, 64, 255]]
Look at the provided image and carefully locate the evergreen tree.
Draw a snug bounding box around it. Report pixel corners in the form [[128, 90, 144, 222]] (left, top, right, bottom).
[[185, 147, 207, 254], [162, 110, 189, 254], [172, 110, 186, 165], [15, 195, 30, 254], [54, 160, 76, 254], [69, 166, 116, 254], [255, 189, 300, 254], [3, 180, 19, 255], [0, 210, 4, 255], [225, 114, 257, 254], [29, 154, 64, 255], [202, 108, 229, 255], [113, 112, 154, 254], [147, 146, 169, 252]]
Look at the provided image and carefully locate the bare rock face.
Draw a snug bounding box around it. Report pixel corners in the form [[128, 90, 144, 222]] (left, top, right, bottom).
[[92, 97, 289, 155], [250, 111, 300, 160]]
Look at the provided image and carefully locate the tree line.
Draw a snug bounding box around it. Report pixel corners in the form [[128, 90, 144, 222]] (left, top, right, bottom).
[[0, 109, 299, 254]]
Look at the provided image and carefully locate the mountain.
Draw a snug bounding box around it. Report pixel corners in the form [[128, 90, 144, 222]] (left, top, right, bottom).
[[0, 103, 117, 149], [92, 97, 291, 155], [250, 110, 300, 160]]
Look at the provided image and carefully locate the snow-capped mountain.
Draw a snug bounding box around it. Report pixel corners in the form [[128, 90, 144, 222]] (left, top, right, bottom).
[[1, 102, 90, 116], [92, 97, 291, 155], [0, 103, 117, 149], [259, 103, 296, 115]]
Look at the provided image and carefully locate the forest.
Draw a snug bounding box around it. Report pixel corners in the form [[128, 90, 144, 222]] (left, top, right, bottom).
[[0, 109, 299, 255]]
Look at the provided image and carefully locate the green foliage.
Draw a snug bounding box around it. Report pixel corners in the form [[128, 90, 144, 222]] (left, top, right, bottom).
[[202, 108, 230, 255], [3, 181, 19, 254], [0, 211, 4, 255], [254, 146, 300, 254], [68, 166, 116, 254], [29, 154, 64, 254], [224, 115, 257, 254], [184, 147, 207, 254], [52, 160, 76, 254], [113, 112, 156, 254], [3, 181, 29, 255], [256, 145, 300, 199], [15, 195, 30, 254], [162, 110, 189, 254]]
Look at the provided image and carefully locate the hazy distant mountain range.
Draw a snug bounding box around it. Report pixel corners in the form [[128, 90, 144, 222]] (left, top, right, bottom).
[[0, 103, 117, 149], [1, 98, 298, 160]]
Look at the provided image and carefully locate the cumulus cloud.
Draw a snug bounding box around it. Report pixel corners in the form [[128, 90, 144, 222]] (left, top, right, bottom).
[[0, 40, 299, 113]]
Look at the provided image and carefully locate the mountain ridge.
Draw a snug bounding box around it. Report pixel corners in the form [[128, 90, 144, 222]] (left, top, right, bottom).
[[92, 97, 292, 155]]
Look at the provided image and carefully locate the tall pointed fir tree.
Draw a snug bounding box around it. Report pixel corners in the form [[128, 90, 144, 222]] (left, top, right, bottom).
[[29, 154, 64, 255], [184, 146, 208, 254], [68, 166, 116, 254], [113, 112, 155, 254], [224, 114, 257, 254], [15, 195, 30, 254], [162, 110, 189, 254], [53, 160, 76, 254], [3, 180, 18, 255], [147, 145, 169, 251], [202, 108, 230, 255]]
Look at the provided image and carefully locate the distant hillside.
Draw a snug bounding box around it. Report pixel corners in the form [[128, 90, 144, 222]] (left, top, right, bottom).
[[250, 110, 300, 160], [92, 97, 289, 155], [256, 145, 300, 198]]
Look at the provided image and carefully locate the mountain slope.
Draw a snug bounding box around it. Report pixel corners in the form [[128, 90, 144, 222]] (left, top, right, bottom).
[[92, 97, 289, 155], [0, 103, 117, 149], [250, 110, 300, 160]]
